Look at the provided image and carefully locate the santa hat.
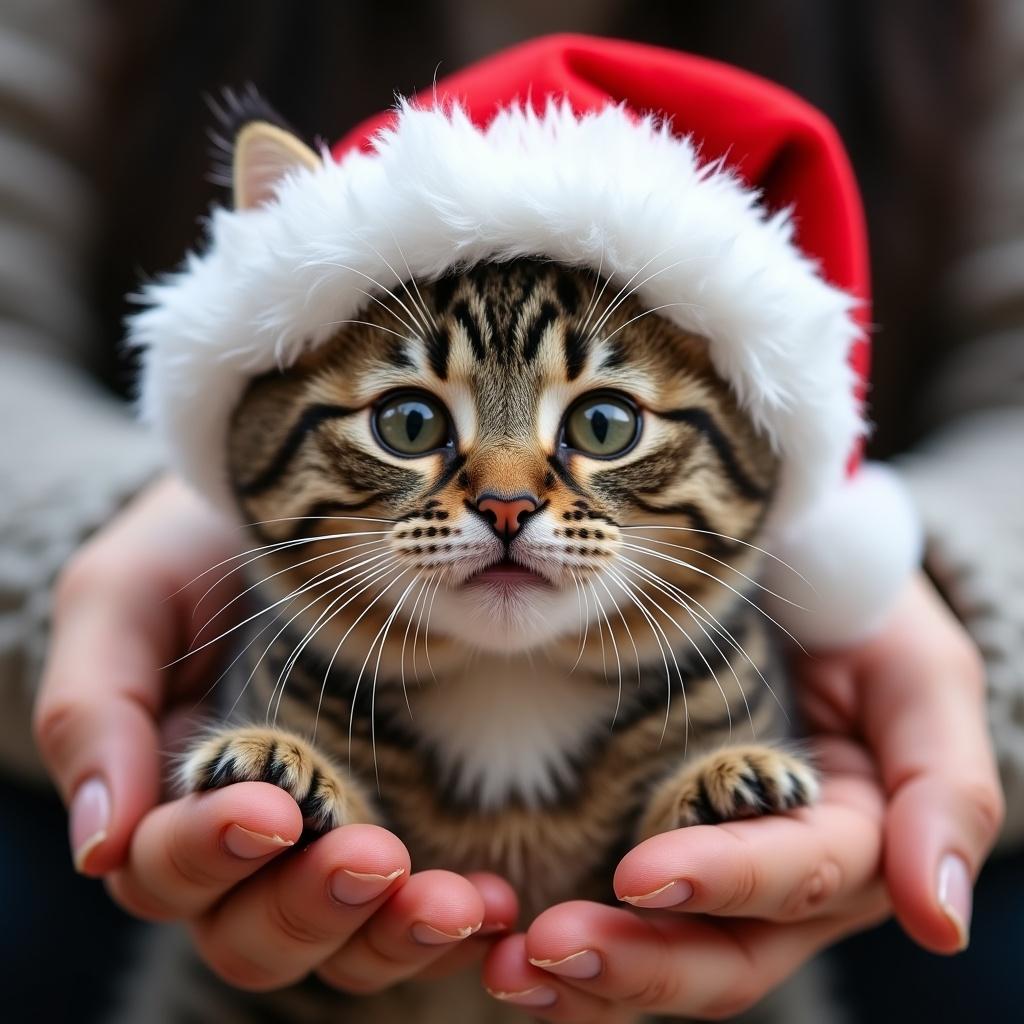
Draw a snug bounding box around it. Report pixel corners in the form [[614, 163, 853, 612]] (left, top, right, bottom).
[[132, 34, 921, 648]]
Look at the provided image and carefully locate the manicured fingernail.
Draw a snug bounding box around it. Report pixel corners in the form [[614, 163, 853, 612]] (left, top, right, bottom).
[[937, 853, 972, 951], [619, 879, 694, 908], [487, 985, 558, 1008], [329, 867, 404, 906], [530, 949, 603, 979], [70, 777, 110, 873], [222, 823, 294, 860], [411, 921, 482, 945]]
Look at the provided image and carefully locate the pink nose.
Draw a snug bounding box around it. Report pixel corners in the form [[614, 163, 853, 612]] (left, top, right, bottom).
[[476, 494, 540, 540]]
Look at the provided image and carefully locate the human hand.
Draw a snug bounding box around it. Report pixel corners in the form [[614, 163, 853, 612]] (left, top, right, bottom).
[[33, 476, 515, 991], [481, 573, 1004, 1020]]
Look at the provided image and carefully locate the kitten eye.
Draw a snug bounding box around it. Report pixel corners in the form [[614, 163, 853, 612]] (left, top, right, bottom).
[[373, 391, 452, 456], [562, 393, 640, 458]]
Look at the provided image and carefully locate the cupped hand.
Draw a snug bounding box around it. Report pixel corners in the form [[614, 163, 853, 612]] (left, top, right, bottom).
[[33, 476, 515, 991], [482, 574, 1005, 1020]]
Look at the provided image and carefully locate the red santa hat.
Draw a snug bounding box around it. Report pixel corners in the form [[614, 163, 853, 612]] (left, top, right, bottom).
[[132, 34, 921, 647]]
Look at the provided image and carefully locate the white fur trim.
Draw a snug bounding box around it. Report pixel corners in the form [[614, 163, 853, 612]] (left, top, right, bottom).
[[763, 463, 923, 649], [131, 100, 864, 523]]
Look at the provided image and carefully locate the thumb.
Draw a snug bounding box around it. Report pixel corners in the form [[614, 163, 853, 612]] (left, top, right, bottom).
[[857, 576, 1004, 953], [34, 558, 171, 876]]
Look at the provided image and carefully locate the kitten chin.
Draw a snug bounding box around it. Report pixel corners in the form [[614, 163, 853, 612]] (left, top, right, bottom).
[[427, 573, 590, 653]]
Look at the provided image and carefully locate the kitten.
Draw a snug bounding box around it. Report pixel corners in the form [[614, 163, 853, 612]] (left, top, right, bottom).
[[119, 106, 823, 1023]]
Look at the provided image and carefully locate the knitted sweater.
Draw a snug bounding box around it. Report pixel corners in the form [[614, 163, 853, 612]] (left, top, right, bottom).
[[0, 0, 1022, 857]]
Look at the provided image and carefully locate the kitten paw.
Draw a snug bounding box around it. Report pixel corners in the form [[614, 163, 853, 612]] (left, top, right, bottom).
[[638, 745, 818, 839], [179, 727, 372, 834]]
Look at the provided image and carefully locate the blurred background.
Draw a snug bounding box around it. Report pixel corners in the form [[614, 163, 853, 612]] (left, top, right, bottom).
[[2, 1, 1022, 1020]]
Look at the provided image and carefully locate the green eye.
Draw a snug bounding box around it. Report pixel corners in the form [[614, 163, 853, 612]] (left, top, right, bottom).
[[373, 391, 452, 456], [563, 393, 640, 457]]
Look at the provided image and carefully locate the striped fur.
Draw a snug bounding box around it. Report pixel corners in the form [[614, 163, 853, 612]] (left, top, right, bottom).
[[128, 259, 816, 1023]]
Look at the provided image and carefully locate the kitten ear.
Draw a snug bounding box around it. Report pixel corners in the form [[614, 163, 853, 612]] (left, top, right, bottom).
[[233, 121, 320, 210]]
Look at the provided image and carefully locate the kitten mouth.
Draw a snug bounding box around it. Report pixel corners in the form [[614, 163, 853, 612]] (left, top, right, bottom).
[[465, 558, 552, 588]]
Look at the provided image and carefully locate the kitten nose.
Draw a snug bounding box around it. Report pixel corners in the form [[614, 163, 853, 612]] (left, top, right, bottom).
[[475, 493, 540, 540]]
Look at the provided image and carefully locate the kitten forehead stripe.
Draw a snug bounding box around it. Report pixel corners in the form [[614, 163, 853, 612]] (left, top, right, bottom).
[[425, 325, 450, 380], [522, 301, 559, 363], [452, 300, 486, 362], [564, 327, 588, 380], [555, 270, 580, 315]]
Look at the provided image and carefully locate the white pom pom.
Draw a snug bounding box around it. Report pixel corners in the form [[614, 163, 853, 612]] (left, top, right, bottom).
[[764, 463, 922, 650]]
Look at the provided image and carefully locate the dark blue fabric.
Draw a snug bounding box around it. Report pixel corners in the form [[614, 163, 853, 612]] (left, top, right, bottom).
[[829, 851, 1024, 1021], [0, 781, 141, 1020]]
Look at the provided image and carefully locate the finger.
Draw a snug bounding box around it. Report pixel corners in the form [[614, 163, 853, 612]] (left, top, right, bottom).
[[104, 782, 303, 921], [316, 869, 484, 994], [418, 872, 519, 980], [34, 562, 176, 876], [613, 739, 883, 921], [855, 576, 1005, 952], [483, 933, 619, 1023], [519, 897, 888, 1019], [192, 823, 409, 991]]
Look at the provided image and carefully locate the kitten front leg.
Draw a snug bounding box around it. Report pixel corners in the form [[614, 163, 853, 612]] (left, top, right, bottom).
[[180, 726, 376, 834], [637, 744, 818, 842]]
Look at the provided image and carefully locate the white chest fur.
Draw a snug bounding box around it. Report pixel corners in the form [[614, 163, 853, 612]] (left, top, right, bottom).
[[407, 655, 620, 809]]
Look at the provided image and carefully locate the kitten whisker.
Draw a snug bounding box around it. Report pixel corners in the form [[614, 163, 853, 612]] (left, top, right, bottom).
[[619, 524, 815, 591], [568, 569, 585, 659], [597, 301, 701, 346], [246, 515, 397, 527], [618, 554, 787, 725], [605, 566, 684, 748], [587, 251, 704, 343], [168, 547, 396, 668], [618, 561, 734, 738], [622, 562, 757, 736], [190, 537, 388, 644], [168, 525, 392, 602], [593, 579, 609, 681], [422, 569, 449, 685], [269, 558, 401, 730], [191, 545, 391, 710], [313, 260, 427, 340], [399, 575, 431, 716], [314, 317, 417, 344], [588, 578, 624, 726], [379, 230, 442, 335], [582, 242, 682, 343], [270, 557, 403, 728], [593, 571, 644, 688], [357, 575, 420, 792], [320, 566, 411, 750], [619, 542, 809, 656], [357, 238, 435, 338], [228, 555, 400, 726], [623, 532, 809, 607], [576, 244, 607, 338], [568, 570, 592, 674]]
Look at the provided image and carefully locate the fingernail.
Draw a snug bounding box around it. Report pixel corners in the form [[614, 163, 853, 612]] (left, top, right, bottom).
[[329, 867, 404, 906], [411, 921, 482, 945], [70, 777, 110, 873], [937, 853, 972, 951], [487, 985, 558, 1008], [619, 878, 694, 908], [222, 823, 294, 860], [530, 949, 603, 979]]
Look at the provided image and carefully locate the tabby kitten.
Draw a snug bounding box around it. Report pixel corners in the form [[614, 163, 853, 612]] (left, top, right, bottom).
[[127, 252, 817, 1023]]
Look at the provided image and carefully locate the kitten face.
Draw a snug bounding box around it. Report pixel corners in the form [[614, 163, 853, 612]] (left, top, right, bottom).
[[228, 259, 778, 657]]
